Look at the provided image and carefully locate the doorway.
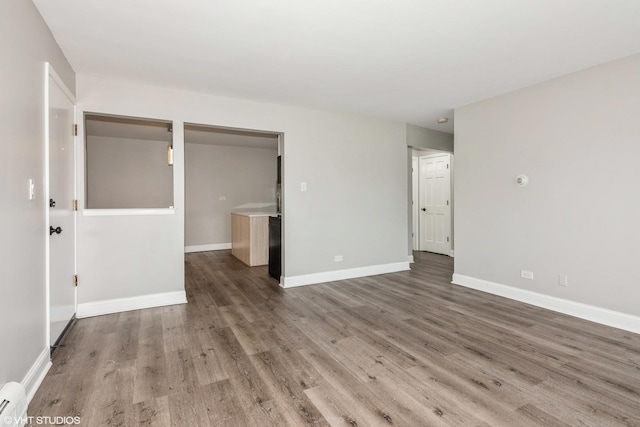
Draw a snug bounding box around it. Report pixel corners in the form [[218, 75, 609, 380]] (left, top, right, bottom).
[[412, 150, 453, 256], [183, 124, 284, 281], [46, 64, 76, 352]]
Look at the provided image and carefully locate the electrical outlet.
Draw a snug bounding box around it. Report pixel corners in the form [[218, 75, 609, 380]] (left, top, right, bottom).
[[521, 270, 534, 280], [334, 255, 343, 262], [558, 274, 568, 287], [301, 182, 307, 192]]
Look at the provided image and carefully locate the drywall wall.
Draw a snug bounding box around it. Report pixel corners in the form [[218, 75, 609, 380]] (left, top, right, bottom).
[[76, 74, 408, 301], [185, 143, 277, 247], [77, 122, 185, 304], [86, 136, 174, 208], [0, 0, 75, 390], [407, 124, 454, 152], [454, 53, 640, 317]]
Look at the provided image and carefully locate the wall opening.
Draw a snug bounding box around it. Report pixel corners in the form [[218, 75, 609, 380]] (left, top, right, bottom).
[[84, 113, 174, 209], [183, 123, 282, 282]]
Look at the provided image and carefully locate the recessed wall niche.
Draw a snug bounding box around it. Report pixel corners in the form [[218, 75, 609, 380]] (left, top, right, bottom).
[[84, 114, 174, 209]]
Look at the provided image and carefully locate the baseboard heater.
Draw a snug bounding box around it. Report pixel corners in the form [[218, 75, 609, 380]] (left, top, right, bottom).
[[0, 382, 27, 427]]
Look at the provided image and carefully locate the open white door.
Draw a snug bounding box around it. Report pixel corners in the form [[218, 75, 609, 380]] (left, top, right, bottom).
[[46, 65, 76, 351], [419, 154, 451, 255]]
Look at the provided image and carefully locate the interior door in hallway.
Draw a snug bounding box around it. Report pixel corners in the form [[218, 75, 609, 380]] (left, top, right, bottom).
[[419, 154, 451, 255], [48, 68, 76, 349]]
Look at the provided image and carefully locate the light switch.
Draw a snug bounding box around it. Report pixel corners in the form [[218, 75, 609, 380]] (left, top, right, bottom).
[[28, 179, 35, 200], [300, 182, 307, 192]]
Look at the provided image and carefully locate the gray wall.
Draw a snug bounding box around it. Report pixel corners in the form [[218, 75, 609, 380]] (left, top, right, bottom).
[[0, 0, 75, 387], [86, 136, 173, 208], [407, 124, 454, 152], [454, 53, 640, 316], [76, 74, 408, 303], [185, 143, 277, 247]]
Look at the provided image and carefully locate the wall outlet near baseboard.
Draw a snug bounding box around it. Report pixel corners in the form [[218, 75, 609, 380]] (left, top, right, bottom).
[[334, 255, 343, 262], [521, 270, 534, 280], [558, 274, 568, 287]]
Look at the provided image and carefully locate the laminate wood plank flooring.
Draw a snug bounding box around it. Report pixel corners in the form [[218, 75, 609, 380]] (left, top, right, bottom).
[[29, 251, 640, 426]]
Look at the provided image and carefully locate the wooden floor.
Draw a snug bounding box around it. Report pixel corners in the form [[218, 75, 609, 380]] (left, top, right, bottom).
[[30, 251, 640, 426]]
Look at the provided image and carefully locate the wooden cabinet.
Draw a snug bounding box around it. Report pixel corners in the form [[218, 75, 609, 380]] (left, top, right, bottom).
[[231, 213, 270, 266]]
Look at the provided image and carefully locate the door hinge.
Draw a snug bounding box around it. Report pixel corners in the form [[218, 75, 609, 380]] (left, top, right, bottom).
[[73, 124, 78, 136], [74, 275, 78, 287], [447, 236, 450, 242], [73, 199, 78, 211], [447, 200, 449, 206], [447, 164, 449, 169]]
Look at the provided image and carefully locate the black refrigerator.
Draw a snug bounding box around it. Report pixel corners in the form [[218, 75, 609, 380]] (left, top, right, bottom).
[[268, 216, 281, 280]]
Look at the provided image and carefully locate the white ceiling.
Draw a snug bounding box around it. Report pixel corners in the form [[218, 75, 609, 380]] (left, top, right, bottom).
[[35, 0, 640, 133]]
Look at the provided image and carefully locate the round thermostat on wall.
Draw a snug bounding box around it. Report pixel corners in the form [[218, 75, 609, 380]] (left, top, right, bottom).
[[516, 174, 529, 187]]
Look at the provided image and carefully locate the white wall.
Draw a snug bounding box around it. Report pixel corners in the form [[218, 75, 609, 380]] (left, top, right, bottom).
[[454, 53, 640, 319], [0, 0, 75, 390], [76, 74, 408, 299], [185, 143, 277, 247], [86, 136, 173, 208]]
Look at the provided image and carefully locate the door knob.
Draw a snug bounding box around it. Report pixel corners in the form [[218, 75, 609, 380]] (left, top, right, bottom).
[[50, 226, 62, 235], [421, 208, 427, 212]]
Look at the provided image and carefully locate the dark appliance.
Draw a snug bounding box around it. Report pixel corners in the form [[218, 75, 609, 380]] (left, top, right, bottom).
[[269, 215, 281, 280]]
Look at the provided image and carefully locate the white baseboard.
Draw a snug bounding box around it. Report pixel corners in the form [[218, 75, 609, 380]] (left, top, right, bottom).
[[77, 291, 187, 318], [185, 243, 231, 253], [449, 250, 455, 257], [452, 274, 640, 334], [282, 262, 410, 288], [21, 347, 52, 404], [408, 255, 415, 264]]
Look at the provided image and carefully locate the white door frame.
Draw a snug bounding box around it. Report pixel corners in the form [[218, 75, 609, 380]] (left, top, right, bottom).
[[412, 157, 419, 250], [417, 152, 453, 256], [44, 63, 77, 350]]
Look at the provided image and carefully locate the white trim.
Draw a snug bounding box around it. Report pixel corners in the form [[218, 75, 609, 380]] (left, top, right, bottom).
[[44, 64, 51, 350], [282, 262, 410, 288], [21, 347, 52, 404], [185, 243, 232, 253], [408, 255, 415, 263], [452, 274, 640, 334], [77, 291, 187, 318], [83, 208, 175, 217], [449, 250, 455, 257]]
